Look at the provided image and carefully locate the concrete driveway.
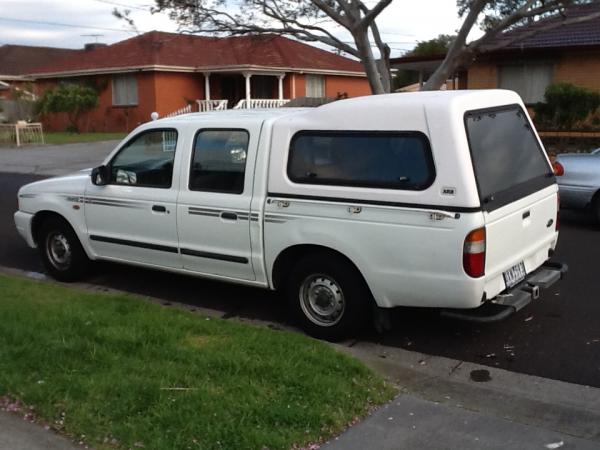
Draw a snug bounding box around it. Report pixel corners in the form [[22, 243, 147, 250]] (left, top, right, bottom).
[[0, 140, 118, 176]]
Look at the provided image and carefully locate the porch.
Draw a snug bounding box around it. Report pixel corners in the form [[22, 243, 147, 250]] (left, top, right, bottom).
[[195, 72, 290, 111]]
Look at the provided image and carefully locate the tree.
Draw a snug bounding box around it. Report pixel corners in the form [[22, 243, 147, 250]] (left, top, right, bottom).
[[411, 34, 456, 57], [146, 0, 600, 94], [37, 84, 99, 133], [423, 0, 600, 90]]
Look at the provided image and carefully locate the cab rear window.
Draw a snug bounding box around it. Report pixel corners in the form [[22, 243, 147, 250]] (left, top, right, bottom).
[[465, 105, 553, 211], [287, 131, 435, 190]]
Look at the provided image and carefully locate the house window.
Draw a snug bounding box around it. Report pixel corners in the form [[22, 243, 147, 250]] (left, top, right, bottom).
[[498, 64, 553, 104], [306, 74, 325, 98], [112, 74, 138, 106]]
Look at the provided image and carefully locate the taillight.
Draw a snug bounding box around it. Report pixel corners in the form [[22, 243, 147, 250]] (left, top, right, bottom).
[[463, 227, 486, 278], [553, 161, 564, 176]]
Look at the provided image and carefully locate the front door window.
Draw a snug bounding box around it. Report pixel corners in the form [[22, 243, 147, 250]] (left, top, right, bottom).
[[109, 129, 177, 188]]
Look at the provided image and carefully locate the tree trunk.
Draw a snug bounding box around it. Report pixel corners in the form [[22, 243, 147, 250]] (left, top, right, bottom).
[[376, 46, 392, 93], [354, 29, 386, 95], [422, 47, 474, 91]]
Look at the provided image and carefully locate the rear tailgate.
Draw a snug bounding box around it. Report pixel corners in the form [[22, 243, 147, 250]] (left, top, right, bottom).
[[484, 185, 558, 298], [464, 104, 559, 299]]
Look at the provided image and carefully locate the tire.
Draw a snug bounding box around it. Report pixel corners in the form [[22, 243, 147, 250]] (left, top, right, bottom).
[[37, 216, 90, 282], [286, 252, 372, 341]]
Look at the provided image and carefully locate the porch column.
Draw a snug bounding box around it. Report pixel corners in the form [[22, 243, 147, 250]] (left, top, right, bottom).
[[244, 72, 252, 105], [204, 73, 211, 100], [277, 74, 286, 100], [418, 70, 424, 89]]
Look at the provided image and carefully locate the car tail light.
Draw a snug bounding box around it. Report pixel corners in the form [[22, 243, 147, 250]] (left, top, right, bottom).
[[463, 227, 486, 278], [553, 161, 564, 176]]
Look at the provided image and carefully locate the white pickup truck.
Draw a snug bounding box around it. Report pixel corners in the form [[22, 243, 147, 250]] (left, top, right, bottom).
[[14, 90, 566, 340]]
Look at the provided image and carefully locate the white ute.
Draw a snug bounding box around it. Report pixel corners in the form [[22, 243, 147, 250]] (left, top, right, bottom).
[[14, 90, 567, 340]]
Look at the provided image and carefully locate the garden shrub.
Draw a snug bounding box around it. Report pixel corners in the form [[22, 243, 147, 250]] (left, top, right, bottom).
[[534, 82, 600, 130]]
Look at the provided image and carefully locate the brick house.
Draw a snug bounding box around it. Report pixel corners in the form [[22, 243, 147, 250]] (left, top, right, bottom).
[[22, 31, 369, 132], [391, 3, 600, 105]]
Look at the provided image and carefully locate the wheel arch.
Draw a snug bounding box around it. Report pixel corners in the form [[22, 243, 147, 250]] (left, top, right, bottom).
[[31, 210, 71, 246], [31, 210, 92, 259], [271, 244, 374, 300]]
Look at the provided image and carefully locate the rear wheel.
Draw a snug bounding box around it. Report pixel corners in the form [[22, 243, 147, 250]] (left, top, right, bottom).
[[37, 216, 90, 282], [286, 253, 371, 341]]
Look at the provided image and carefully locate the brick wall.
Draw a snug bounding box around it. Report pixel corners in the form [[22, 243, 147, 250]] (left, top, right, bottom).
[[152, 72, 204, 117], [466, 62, 497, 89], [466, 49, 600, 92], [325, 75, 371, 98], [38, 73, 158, 133], [554, 50, 600, 92]]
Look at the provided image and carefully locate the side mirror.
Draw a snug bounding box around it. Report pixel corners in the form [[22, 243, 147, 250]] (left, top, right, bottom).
[[91, 165, 110, 186]]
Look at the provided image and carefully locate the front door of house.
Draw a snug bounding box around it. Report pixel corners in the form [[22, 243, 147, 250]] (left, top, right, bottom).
[[220, 75, 245, 108]]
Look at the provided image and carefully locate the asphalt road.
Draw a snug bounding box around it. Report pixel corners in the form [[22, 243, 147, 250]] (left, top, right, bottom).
[[1, 172, 599, 387]]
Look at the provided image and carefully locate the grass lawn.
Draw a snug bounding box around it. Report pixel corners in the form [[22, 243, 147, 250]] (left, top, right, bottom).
[[0, 274, 394, 450], [44, 132, 127, 145]]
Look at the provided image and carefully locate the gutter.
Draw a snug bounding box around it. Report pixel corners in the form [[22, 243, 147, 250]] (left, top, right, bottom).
[[26, 64, 366, 79]]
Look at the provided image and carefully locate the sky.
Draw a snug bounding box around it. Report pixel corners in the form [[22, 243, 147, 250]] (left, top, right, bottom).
[[0, 0, 475, 57]]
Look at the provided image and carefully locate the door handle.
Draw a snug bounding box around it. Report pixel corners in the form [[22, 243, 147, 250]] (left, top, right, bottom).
[[220, 212, 238, 221], [152, 205, 167, 213]]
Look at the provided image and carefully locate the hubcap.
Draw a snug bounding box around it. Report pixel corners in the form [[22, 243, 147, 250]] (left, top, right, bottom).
[[46, 232, 72, 270], [299, 274, 345, 327]]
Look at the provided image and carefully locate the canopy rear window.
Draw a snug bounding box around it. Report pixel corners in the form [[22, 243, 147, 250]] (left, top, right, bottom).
[[465, 105, 553, 211]]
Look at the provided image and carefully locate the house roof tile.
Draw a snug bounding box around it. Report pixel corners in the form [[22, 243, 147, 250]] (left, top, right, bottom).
[[24, 32, 364, 76], [0, 45, 81, 76], [484, 2, 600, 50]]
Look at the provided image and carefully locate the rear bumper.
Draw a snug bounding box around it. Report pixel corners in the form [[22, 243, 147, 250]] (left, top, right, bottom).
[[441, 261, 567, 323], [14, 210, 36, 248]]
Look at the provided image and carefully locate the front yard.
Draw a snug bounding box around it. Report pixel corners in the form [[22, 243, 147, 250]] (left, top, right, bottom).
[[0, 274, 394, 450]]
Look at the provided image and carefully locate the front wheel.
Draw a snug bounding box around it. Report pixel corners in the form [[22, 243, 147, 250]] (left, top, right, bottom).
[[38, 216, 90, 282], [286, 253, 371, 341]]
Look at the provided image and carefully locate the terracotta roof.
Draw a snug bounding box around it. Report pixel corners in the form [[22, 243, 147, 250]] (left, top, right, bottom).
[[26, 32, 364, 76], [0, 45, 81, 76], [391, 2, 600, 67], [484, 2, 600, 50]]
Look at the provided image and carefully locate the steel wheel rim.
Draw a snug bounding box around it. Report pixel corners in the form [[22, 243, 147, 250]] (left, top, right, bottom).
[[46, 231, 72, 270], [299, 274, 345, 327]]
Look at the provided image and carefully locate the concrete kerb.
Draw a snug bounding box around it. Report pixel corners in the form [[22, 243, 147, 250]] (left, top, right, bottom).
[[2, 265, 600, 444], [335, 341, 600, 442]]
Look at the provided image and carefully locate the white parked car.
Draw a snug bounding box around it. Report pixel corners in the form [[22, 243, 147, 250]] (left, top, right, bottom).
[[14, 90, 566, 340]]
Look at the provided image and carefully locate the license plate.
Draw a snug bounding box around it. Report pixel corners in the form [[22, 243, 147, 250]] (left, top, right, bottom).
[[503, 262, 526, 289]]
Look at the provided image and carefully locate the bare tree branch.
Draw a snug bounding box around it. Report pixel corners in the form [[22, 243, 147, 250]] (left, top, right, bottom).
[[360, 0, 394, 26]]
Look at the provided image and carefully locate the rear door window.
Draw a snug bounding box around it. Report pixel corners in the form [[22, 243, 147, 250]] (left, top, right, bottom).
[[287, 131, 435, 190], [189, 129, 249, 194], [465, 105, 553, 211]]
